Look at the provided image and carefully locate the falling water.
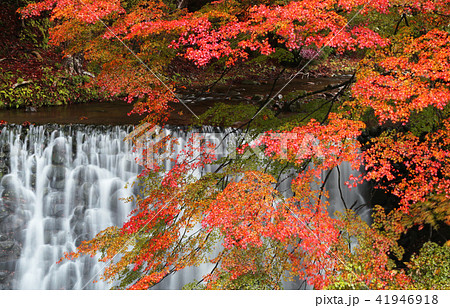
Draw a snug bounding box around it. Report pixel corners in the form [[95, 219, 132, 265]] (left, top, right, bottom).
[[0, 124, 369, 290], [0, 125, 139, 289]]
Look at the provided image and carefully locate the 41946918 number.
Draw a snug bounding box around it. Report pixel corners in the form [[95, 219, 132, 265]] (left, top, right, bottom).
[[376, 295, 438, 305]]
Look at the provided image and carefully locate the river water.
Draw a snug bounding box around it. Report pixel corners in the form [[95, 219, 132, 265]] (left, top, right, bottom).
[[0, 77, 349, 126]]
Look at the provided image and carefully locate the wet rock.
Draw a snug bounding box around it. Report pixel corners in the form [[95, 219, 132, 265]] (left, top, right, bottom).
[[28, 155, 37, 173], [73, 166, 98, 185], [43, 218, 65, 244], [56, 231, 67, 245], [1, 175, 20, 190], [51, 138, 68, 165], [74, 234, 88, 247], [0, 241, 14, 250], [47, 165, 67, 182], [43, 191, 67, 216], [0, 215, 25, 233], [241, 80, 261, 85], [0, 270, 10, 282], [29, 174, 37, 189], [251, 94, 264, 101], [109, 197, 120, 225], [0, 166, 10, 178], [45, 203, 66, 218], [43, 192, 65, 209], [63, 263, 79, 290], [0, 206, 9, 222], [0, 261, 16, 271], [72, 205, 86, 220], [109, 178, 124, 196], [15, 207, 31, 222], [49, 179, 66, 190], [0, 157, 8, 172], [72, 221, 85, 235], [80, 182, 99, 205], [72, 220, 87, 246], [0, 270, 13, 289], [0, 240, 20, 259], [123, 159, 139, 173], [1, 143, 10, 154]]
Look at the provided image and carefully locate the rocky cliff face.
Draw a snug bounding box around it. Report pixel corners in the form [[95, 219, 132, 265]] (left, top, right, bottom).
[[0, 142, 27, 290]]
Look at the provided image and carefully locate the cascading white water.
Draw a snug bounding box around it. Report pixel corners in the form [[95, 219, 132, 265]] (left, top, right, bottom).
[[0, 124, 238, 289], [322, 162, 371, 222], [0, 125, 139, 289], [0, 124, 369, 290]]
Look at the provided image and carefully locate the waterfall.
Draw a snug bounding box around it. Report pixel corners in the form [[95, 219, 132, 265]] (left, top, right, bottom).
[[0, 124, 369, 290], [322, 162, 371, 222], [0, 125, 139, 289]]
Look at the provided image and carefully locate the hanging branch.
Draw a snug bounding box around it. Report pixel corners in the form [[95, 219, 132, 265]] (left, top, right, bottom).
[[394, 13, 409, 35]]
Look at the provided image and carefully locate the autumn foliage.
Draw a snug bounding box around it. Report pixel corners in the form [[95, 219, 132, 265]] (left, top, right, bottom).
[[20, 0, 450, 289]]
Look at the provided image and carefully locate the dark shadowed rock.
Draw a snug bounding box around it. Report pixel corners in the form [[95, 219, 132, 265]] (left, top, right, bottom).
[[0, 241, 14, 250], [47, 165, 67, 182], [0, 270, 10, 282], [51, 138, 68, 165]]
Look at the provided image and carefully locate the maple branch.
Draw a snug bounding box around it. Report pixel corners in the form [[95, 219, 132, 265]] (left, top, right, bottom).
[[211, 119, 257, 174], [194, 256, 222, 288], [279, 76, 355, 116], [171, 216, 192, 254], [319, 168, 334, 201], [320, 72, 355, 124], [351, 201, 367, 214], [321, 99, 335, 124], [435, 12, 450, 17], [151, 231, 211, 289], [269, 248, 287, 289], [184, 65, 233, 104], [205, 66, 233, 92], [394, 13, 409, 35], [336, 165, 349, 210], [12, 80, 33, 89], [215, 170, 231, 190], [260, 67, 286, 108], [274, 162, 292, 191], [297, 279, 308, 290], [192, 231, 213, 254], [210, 69, 299, 150]]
